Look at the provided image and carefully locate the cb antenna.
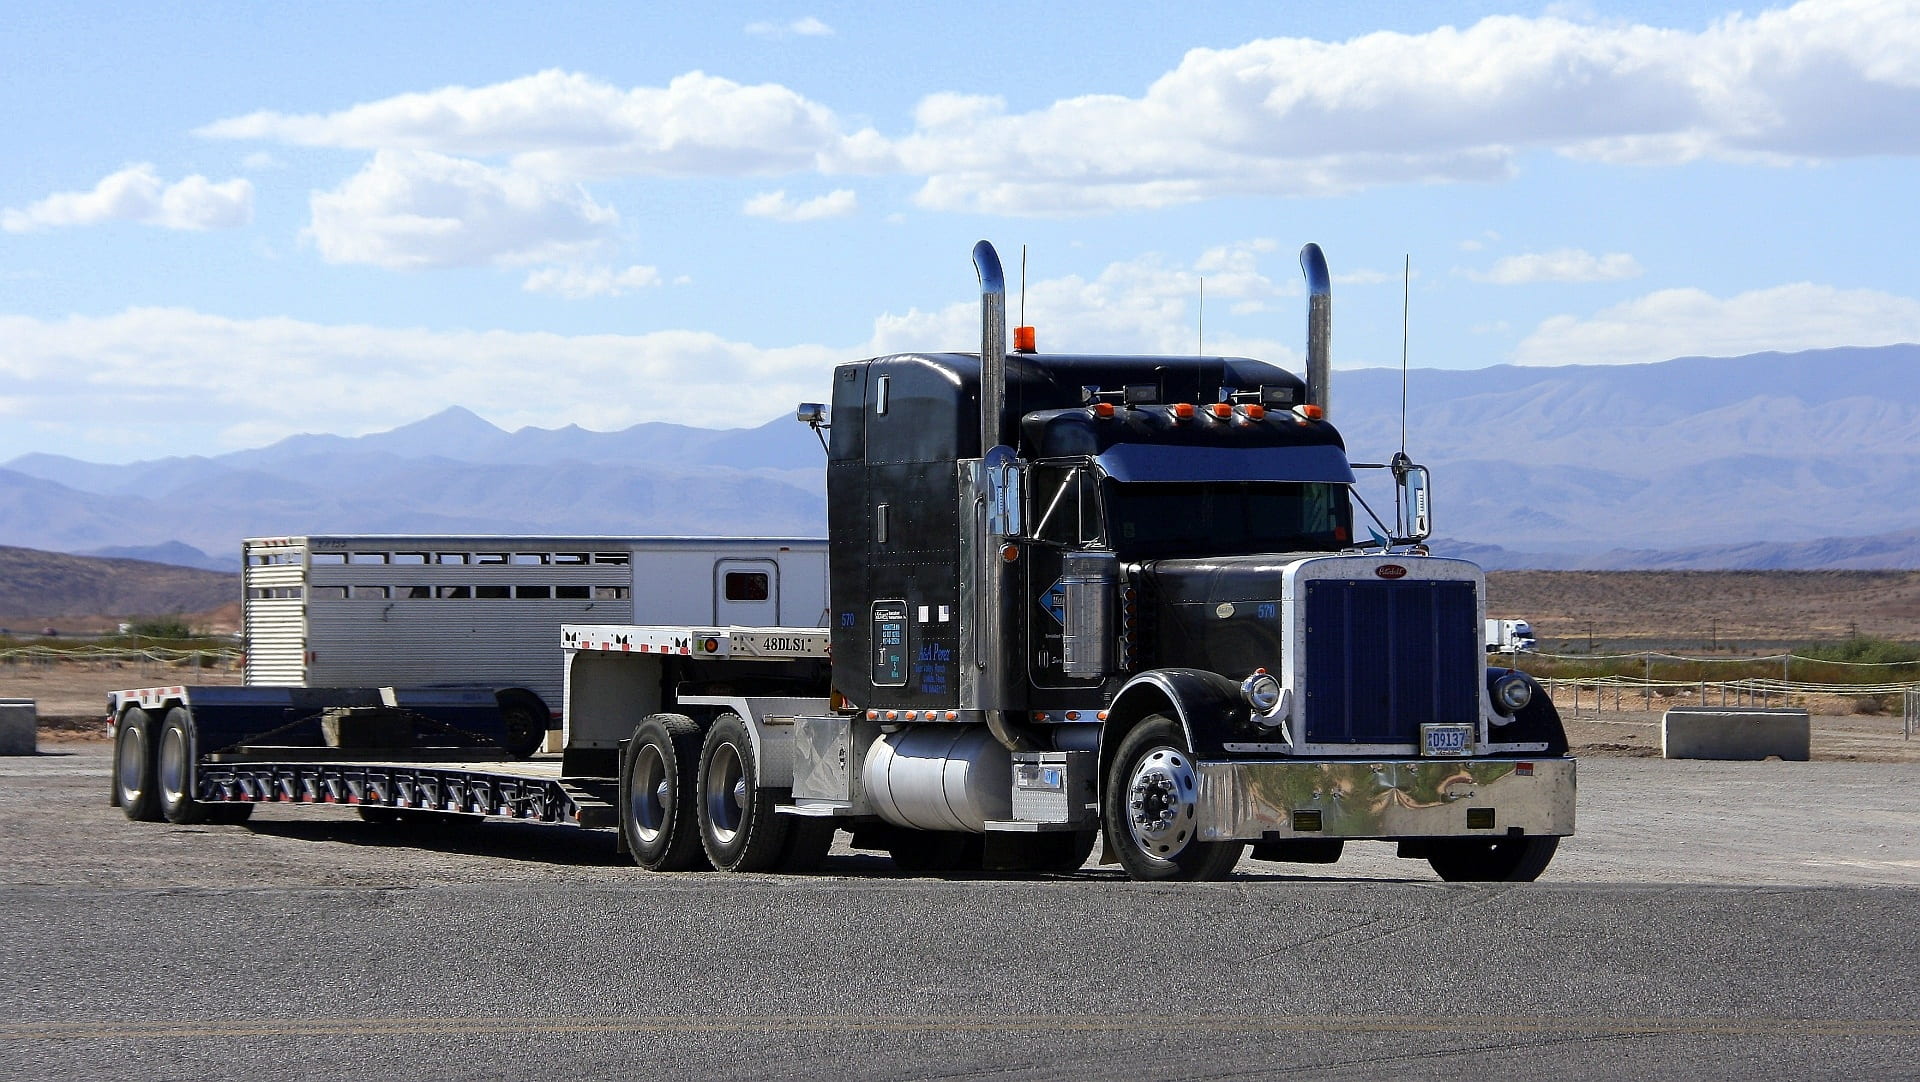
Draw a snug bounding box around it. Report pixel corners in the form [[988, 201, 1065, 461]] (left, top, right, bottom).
[[1019, 245, 1027, 328], [1400, 253, 1410, 457], [1198, 276, 1204, 355]]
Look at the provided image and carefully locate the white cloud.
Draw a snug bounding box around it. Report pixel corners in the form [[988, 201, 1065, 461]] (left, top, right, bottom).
[[743, 188, 858, 222], [307, 150, 618, 269], [1513, 282, 1920, 365], [201, 68, 869, 179], [2, 164, 253, 232], [241, 151, 284, 171], [745, 16, 833, 38], [522, 264, 662, 298], [1469, 249, 1643, 284]]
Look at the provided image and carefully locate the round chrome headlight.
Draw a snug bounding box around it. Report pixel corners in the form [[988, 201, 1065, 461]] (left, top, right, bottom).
[[1493, 672, 1533, 716], [1240, 670, 1283, 715]]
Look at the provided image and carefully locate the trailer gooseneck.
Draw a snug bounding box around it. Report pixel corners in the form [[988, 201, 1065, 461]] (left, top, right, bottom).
[[110, 241, 1575, 882]]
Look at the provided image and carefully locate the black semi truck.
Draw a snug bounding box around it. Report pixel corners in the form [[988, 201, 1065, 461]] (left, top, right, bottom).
[[111, 240, 1574, 882]]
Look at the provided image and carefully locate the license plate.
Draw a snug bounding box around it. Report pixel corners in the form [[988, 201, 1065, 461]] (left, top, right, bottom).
[[1421, 723, 1473, 757]]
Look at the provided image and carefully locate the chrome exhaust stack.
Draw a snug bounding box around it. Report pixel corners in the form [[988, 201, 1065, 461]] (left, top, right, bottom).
[[1300, 243, 1331, 417], [973, 240, 1007, 452]]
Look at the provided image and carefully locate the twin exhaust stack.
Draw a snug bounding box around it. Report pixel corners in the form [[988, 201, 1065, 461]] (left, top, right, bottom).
[[972, 239, 1332, 444]]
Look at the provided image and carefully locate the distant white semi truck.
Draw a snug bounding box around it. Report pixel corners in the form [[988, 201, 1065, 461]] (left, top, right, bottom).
[[239, 534, 828, 755], [1485, 618, 1538, 653]]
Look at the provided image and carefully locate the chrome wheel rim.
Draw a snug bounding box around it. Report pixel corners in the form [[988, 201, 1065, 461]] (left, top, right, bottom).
[[117, 725, 145, 799], [704, 741, 745, 846], [628, 743, 668, 844], [158, 724, 187, 805], [1125, 745, 1199, 860]]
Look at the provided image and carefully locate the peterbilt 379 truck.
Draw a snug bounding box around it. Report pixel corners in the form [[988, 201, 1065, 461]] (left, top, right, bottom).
[[110, 241, 1575, 883]]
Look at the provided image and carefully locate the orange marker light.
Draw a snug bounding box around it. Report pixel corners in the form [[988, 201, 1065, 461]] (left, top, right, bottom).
[[1209, 403, 1232, 419], [1014, 325, 1037, 352], [1172, 403, 1196, 421], [1092, 402, 1116, 419], [1001, 544, 1020, 562], [1244, 404, 1266, 420], [1296, 404, 1325, 421]]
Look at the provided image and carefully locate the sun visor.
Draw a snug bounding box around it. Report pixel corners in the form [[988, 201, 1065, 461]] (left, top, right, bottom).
[[1095, 443, 1356, 484]]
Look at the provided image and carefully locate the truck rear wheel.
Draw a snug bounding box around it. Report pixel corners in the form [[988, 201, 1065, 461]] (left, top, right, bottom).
[[115, 708, 160, 821], [1426, 836, 1559, 882], [623, 713, 710, 872], [158, 707, 206, 824], [1102, 715, 1242, 882], [697, 713, 790, 872]]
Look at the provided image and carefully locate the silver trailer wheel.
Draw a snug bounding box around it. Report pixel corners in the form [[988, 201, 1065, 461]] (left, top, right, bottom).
[[695, 713, 791, 872], [114, 707, 159, 822], [628, 743, 669, 845], [621, 713, 708, 872]]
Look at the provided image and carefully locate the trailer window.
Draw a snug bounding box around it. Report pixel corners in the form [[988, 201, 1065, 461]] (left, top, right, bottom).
[[246, 587, 304, 600], [592, 586, 630, 600], [311, 553, 346, 565], [476, 585, 510, 599], [723, 572, 771, 602], [473, 553, 507, 565], [554, 552, 589, 565], [437, 585, 471, 599], [392, 552, 427, 565], [435, 553, 467, 565], [350, 552, 387, 565], [516, 585, 552, 599], [592, 553, 630, 565], [512, 553, 549, 565], [401, 586, 430, 599], [556, 585, 591, 600], [349, 585, 389, 599], [311, 586, 347, 600], [247, 551, 300, 566]]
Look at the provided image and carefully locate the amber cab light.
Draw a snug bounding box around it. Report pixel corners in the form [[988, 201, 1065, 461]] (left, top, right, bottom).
[[1294, 404, 1325, 421], [1244, 404, 1267, 420], [1172, 403, 1196, 421], [1208, 402, 1232, 419], [1091, 402, 1116, 419], [1013, 325, 1037, 352]]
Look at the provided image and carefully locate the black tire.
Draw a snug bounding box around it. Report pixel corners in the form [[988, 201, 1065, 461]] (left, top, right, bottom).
[[623, 713, 710, 872], [983, 830, 1098, 875], [497, 691, 549, 760], [887, 830, 984, 874], [1427, 836, 1559, 882], [777, 817, 837, 874], [157, 707, 207, 824], [114, 707, 160, 822], [1101, 715, 1242, 882], [697, 713, 789, 872]]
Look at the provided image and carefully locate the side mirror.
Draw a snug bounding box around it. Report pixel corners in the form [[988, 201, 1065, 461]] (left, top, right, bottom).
[[794, 403, 828, 426], [1396, 460, 1431, 543]]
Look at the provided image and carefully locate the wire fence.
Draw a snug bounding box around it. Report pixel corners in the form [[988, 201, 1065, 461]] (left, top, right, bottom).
[[0, 644, 241, 668]]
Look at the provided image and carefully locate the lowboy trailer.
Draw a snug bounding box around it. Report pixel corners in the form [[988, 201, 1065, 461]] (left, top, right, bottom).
[[109, 240, 1575, 882]]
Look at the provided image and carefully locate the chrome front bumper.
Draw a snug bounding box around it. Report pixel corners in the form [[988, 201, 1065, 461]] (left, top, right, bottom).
[[1195, 757, 1576, 842]]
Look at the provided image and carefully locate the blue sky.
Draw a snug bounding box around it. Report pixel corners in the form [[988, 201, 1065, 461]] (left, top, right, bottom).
[[2, 0, 1917, 462]]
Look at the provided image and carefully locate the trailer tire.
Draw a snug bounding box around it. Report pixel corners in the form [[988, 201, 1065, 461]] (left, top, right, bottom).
[[1426, 835, 1559, 882], [624, 713, 710, 872], [497, 690, 548, 760], [114, 708, 160, 822], [158, 707, 208, 824], [697, 713, 789, 872], [1102, 715, 1242, 882]]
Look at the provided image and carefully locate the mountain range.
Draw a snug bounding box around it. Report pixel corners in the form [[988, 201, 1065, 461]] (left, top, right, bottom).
[[4, 344, 1917, 571]]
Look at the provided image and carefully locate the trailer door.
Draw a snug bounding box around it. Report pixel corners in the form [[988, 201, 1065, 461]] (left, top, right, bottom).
[[714, 559, 779, 625]]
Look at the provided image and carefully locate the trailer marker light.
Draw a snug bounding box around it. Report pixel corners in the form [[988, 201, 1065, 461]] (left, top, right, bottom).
[[885, 710, 898, 721], [1001, 544, 1020, 563], [944, 711, 958, 721], [1066, 710, 1081, 721], [1516, 762, 1534, 776]]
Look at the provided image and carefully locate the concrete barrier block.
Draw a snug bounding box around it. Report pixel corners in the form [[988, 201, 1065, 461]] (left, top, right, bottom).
[[0, 698, 37, 756], [1661, 707, 1810, 761]]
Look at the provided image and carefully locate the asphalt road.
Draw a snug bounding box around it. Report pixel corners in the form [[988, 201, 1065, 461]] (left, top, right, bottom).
[[3, 747, 1918, 1080]]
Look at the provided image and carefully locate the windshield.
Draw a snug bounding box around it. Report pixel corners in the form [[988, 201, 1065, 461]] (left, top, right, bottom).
[[1103, 480, 1352, 558]]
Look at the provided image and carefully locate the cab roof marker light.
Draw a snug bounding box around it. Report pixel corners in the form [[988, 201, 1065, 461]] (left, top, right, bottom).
[[1172, 403, 1196, 422], [1208, 403, 1232, 420]]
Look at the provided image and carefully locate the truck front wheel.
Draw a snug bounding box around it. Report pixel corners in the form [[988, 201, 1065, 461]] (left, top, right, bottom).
[[1102, 715, 1242, 881], [697, 713, 790, 872], [622, 713, 709, 872], [1426, 835, 1559, 882], [114, 708, 160, 821]]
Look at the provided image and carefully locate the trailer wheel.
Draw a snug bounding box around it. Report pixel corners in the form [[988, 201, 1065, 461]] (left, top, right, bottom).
[[623, 713, 710, 872], [114, 708, 160, 821], [497, 691, 548, 760], [1426, 836, 1559, 882], [697, 713, 789, 872], [157, 707, 209, 824], [1102, 715, 1242, 882]]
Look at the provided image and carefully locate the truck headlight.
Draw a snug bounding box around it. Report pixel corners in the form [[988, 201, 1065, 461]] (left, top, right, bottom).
[[1241, 670, 1283, 715], [1492, 672, 1533, 717]]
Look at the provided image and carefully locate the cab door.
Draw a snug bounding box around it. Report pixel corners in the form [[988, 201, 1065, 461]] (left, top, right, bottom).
[[714, 558, 780, 626]]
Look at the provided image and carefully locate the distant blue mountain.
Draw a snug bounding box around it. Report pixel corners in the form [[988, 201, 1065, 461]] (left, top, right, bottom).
[[4, 344, 1918, 569]]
